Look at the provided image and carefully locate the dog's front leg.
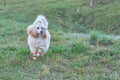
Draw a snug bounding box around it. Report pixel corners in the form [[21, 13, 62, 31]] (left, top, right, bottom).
[[29, 46, 38, 60], [37, 48, 44, 57]]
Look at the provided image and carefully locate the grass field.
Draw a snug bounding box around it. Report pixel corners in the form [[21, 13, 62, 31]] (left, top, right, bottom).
[[0, 0, 120, 80]]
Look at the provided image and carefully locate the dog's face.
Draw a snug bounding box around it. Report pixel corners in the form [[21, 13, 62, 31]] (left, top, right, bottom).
[[27, 23, 47, 39], [34, 22, 47, 38], [35, 22, 46, 35]]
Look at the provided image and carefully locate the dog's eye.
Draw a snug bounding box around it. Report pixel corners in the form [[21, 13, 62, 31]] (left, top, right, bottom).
[[37, 27, 39, 29]]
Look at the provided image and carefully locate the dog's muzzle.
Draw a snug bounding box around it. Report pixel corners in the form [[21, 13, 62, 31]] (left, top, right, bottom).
[[40, 31, 43, 34]]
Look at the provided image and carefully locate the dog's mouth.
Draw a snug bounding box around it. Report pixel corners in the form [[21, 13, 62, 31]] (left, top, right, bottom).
[[38, 31, 44, 36]]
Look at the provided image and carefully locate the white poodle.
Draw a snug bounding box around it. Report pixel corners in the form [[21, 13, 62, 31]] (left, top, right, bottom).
[[27, 15, 51, 60]]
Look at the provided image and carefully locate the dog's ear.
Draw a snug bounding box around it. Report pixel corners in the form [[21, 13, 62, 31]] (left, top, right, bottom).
[[27, 25, 38, 38], [41, 33, 47, 39], [29, 29, 38, 38]]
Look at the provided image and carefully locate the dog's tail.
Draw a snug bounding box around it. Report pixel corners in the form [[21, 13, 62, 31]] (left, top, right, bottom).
[[33, 15, 48, 28]]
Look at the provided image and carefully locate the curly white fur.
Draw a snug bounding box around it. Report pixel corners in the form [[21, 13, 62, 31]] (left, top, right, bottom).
[[27, 15, 50, 57]]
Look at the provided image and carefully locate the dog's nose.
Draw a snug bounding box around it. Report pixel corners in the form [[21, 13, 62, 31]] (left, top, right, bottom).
[[40, 31, 43, 33]]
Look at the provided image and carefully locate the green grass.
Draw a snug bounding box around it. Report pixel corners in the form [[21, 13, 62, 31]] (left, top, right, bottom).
[[0, 0, 120, 80], [89, 30, 114, 46]]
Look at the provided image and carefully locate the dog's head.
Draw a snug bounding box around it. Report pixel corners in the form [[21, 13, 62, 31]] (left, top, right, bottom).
[[27, 23, 47, 39], [27, 15, 48, 39], [34, 21, 47, 38]]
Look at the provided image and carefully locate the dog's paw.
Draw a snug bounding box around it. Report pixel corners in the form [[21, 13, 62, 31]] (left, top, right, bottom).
[[36, 52, 43, 57], [32, 56, 37, 60]]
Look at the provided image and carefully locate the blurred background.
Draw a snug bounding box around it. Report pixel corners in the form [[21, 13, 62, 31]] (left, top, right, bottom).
[[0, 0, 120, 80]]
